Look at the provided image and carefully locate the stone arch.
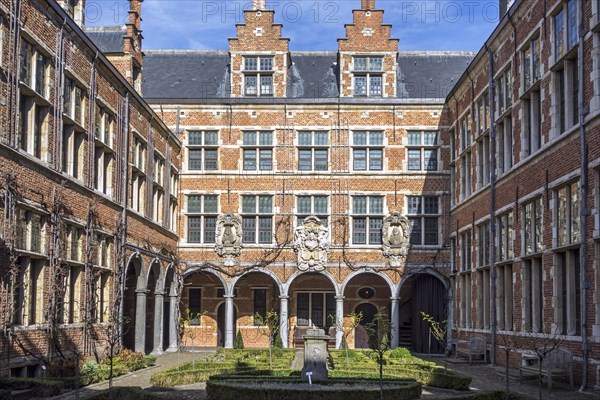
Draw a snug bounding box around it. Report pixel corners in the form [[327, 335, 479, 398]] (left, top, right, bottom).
[[146, 258, 162, 293], [123, 252, 146, 352], [283, 269, 340, 297], [230, 267, 284, 295], [340, 269, 396, 298], [396, 268, 449, 298], [145, 259, 162, 354], [182, 266, 229, 295], [126, 252, 146, 290]]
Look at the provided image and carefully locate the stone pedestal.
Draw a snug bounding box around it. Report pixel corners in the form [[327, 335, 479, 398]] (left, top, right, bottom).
[[301, 328, 329, 382]]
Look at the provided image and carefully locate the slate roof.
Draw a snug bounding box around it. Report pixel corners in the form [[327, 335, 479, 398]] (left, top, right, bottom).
[[142, 50, 474, 102], [85, 26, 126, 54]]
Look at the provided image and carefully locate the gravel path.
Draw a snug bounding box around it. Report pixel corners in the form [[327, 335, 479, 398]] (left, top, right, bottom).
[[47, 351, 215, 400]]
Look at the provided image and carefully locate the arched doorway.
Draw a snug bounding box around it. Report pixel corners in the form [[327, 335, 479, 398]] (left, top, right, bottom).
[[217, 303, 237, 347], [399, 273, 447, 354], [145, 261, 160, 354], [354, 303, 378, 348], [122, 257, 144, 351], [162, 267, 176, 351]]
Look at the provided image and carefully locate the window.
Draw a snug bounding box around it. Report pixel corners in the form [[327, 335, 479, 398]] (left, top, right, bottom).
[[476, 268, 490, 329], [17, 259, 44, 325], [131, 172, 146, 214], [188, 130, 218, 171], [352, 196, 384, 245], [459, 115, 472, 199], [476, 132, 490, 188], [188, 288, 202, 325], [297, 195, 328, 225], [18, 94, 47, 159], [20, 40, 49, 97], [296, 292, 336, 328], [496, 116, 513, 174], [461, 230, 472, 271], [94, 146, 113, 196], [555, 249, 581, 335], [459, 273, 472, 328], [496, 68, 512, 116], [242, 195, 273, 244], [556, 182, 580, 246], [95, 234, 112, 268], [65, 225, 82, 263], [476, 93, 490, 134], [554, 58, 579, 135], [65, 265, 82, 324], [407, 130, 438, 171], [352, 131, 383, 171], [94, 106, 113, 146], [187, 194, 218, 244], [16, 208, 45, 254], [497, 211, 514, 261], [253, 288, 267, 325], [133, 135, 147, 172], [554, 0, 578, 63], [63, 77, 86, 125], [0, 17, 4, 69], [524, 197, 544, 255], [244, 56, 274, 96], [62, 126, 84, 179], [523, 89, 542, 157], [298, 131, 328, 171], [460, 114, 471, 152], [243, 131, 273, 171], [523, 37, 541, 90], [407, 196, 439, 246], [496, 264, 514, 331], [477, 222, 490, 267], [523, 258, 543, 332], [153, 156, 165, 223], [352, 56, 384, 97]]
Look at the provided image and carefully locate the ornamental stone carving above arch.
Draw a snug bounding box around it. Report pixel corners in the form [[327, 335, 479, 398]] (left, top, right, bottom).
[[293, 216, 330, 272], [214, 212, 242, 266], [382, 212, 410, 267]]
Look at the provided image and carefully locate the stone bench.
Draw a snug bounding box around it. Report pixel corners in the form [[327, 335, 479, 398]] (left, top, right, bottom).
[[455, 336, 487, 365], [519, 348, 574, 390]]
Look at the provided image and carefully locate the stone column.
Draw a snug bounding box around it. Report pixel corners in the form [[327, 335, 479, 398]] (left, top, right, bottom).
[[152, 291, 165, 354], [335, 295, 344, 349], [224, 295, 235, 349], [279, 296, 289, 349], [390, 296, 400, 349], [134, 289, 147, 353], [166, 295, 179, 352]]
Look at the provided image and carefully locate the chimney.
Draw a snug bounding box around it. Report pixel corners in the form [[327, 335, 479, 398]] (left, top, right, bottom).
[[361, 0, 375, 10], [252, 0, 266, 10]]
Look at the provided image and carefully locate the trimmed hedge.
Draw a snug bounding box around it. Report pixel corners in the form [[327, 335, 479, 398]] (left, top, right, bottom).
[[80, 354, 156, 385], [206, 378, 422, 400], [0, 377, 63, 397], [445, 391, 531, 400]]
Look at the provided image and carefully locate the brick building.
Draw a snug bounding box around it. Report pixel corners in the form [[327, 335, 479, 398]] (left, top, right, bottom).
[[0, 0, 598, 390], [0, 0, 181, 376]]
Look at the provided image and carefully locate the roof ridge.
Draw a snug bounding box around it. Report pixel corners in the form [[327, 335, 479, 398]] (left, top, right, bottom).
[[145, 50, 229, 55], [398, 50, 476, 57], [84, 25, 126, 32]]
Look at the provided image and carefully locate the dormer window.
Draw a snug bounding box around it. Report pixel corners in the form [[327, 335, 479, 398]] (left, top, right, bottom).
[[352, 56, 383, 97], [243, 56, 274, 97]]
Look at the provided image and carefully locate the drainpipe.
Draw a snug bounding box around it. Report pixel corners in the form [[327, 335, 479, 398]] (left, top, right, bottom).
[[577, 0, 589, 391], [486, 44, 498, 367], [119, 93, 130, 344]]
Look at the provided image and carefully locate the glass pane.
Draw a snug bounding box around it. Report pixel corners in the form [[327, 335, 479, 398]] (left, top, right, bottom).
[[245, 57, 257, 71], [408, 149, 421, 170], [298, 149, 312, 170], [204, 217, 216, 243], [424, 218, 438, 245], [259, 149, 272, 171], [369, 197, 383, 214], [567, 0, 578, 50], [407, 196, 421, 214], [314, 196, 328, 214], [260, 57, 273, 71], [354, 57, 367, 71], [242, 196, 256, 214], [369, 218, 383, 244], [423, 131, 438, 145], [555, 9, 564, 60], [425, 149, 438, 171], [204, 149, 218, 170], [188, 195, 202, 213], [299, 132, 312, 146], [243, 131, 256, 146], [204, 195, 218, 213], [353, 218, 366, 244], [315, 131, 328, 146], [244, 149, 257, 170], [408, 131, 421, 145], [369, 131, 383, 146], [353, 197, 367, 214], [355, 76, 367, 95], [242, 217, 256, 243], [369, 76, 382, 96], [311, 293, 324, 327], [188, 131, 202, 145], [354, 149, 367, 170], [297, 293, 309, 326], [369, 149, 383, 170], [353, 131, 367, 146], [297, 196, 311, 214], [205, 131, 218, 145], [314, 149, 328, 171], [259, 196, 272, 213], [424, 196, 438, 214], [325, 293, 336, 328], [188, 217, 202, 243], [409, 217, 422, 245], [260, 75, 273, 95], [259, 131, 272, 146], [570, 182, 580, 243], [245, 75, 257, 95], [258, 217, 272, 243], [369, 57, 383, 71]]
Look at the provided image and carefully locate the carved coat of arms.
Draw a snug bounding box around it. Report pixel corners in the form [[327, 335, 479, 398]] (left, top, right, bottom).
[[293, 216, 329, 272], [382, 212, 410, 266], [215, 213, 242, 266]]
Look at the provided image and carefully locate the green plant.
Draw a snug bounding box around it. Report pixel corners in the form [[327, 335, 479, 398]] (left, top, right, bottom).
[[234, 330, 245, 349], [364, 308, 392, 400]]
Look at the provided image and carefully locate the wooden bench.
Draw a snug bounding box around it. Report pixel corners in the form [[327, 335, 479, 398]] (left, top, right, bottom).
[[455, 336, 487, 365], [519, 348, 574, 390]]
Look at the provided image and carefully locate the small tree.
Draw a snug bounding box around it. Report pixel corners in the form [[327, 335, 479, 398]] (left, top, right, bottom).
[[254, 310, 280, 369], [420, 311, 453, 371], [519, 327, 564, 400], [329, 311, 363, 367], [497, 332, 519, 399], [180, 308, 205, 368], [364, 309, 392, 400], [234, 330, 245, 349]]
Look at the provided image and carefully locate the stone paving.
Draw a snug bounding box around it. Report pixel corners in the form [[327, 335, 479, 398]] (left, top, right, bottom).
[[47, 351, 215, 400]]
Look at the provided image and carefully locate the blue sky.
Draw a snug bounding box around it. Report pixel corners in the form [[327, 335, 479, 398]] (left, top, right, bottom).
[[85, 0, 499, 52]]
